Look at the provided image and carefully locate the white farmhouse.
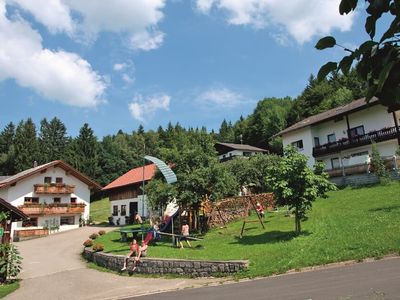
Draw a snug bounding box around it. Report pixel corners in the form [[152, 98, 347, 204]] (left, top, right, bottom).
[[0, 160, 101, 240], [102, 164, 156, 226], [278, 98, 400, 175], [214, 142, 268, 162]]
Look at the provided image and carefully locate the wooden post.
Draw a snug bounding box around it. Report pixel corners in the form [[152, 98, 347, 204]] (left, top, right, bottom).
[[392, 112, 400, 145]]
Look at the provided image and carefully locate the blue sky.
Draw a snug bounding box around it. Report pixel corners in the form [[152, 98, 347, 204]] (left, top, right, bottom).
[[0, 0, 376, 137]]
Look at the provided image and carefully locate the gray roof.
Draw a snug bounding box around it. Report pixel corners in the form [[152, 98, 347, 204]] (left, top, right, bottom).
[[0, 160, 102, 190], [215, 142, 268, 152], [0, 161, 54, 185], [277, 97, 380, 136]]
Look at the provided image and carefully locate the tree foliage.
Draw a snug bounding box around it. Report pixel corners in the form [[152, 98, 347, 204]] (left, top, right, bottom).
[[316, 0, 400, 110], [14, 119, 39, 172], [266, 146, 336, 234]]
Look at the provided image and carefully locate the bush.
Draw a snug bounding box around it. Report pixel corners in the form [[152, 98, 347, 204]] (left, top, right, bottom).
[[98, 230, 106, 236], [0, 244, 22, 283], [89, 233, 98, 240], [92, 243, 104, 252], [83, 239, 93, 247]]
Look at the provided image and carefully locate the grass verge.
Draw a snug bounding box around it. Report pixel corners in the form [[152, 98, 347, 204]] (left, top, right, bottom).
[[90, 198, 110, 224], [95, 183, 400, 278], [0, 280, 20, 298]]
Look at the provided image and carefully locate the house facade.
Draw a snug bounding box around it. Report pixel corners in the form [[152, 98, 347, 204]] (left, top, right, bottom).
[[102, 164, 156, 226], [0, 160, 101, 240], [214, 142, 268, 162], [279, 98, 400, 175]]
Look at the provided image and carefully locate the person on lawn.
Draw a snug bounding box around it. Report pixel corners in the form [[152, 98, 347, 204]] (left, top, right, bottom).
[[179, 220, 192, 249], [256, 202, 265, 218]]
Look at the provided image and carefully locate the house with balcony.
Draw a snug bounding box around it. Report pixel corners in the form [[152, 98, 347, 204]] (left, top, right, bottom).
[[215, 142, 268, 162], [278, 98, 400, 180], [102, 164, 156, 226], [0, 160, 101, 240]]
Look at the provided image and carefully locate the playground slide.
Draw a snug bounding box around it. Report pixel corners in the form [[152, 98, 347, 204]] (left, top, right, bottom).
[[143, 199, 179, 245]]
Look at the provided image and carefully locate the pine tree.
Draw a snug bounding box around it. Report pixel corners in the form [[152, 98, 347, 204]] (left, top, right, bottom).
[[39, 117, 68, 163], [74, 123, 98, 179], [0, 122, 16, 175], [14, 119, 39, 172]]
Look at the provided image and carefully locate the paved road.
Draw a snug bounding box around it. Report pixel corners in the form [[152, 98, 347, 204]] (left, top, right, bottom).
[[5, 226, 217, 300], [132, 257, 400, 300]]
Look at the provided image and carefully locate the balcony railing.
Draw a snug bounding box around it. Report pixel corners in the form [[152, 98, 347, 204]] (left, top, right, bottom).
[[326, 156, 399, 178], [34, 183, 75, 194], [313, 126, 400, 157], [18, 203, 85, 216]]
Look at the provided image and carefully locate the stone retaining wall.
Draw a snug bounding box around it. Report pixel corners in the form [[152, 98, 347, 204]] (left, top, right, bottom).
[[83, 249, 248, 277], [330, 170, 400, 187]]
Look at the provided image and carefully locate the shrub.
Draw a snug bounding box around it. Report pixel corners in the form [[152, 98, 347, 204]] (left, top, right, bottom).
[[92, 243, 104, 252], [83, 239, 93, 247], [0, 244, 22, 283], [98, 230, 106, 236], [89, 233, 98, 240]]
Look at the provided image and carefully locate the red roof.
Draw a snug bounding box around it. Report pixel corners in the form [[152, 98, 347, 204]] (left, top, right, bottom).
[[102, 164, 157, 191]]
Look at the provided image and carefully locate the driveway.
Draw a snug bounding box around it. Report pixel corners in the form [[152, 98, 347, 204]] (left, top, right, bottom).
[[5, 226, 217, 300]]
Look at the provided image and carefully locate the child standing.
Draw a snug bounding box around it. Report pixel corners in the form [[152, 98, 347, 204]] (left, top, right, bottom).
[[179, 221, 192, 249]]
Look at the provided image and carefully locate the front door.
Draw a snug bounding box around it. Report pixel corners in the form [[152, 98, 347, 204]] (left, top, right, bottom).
[[129, 201, 138, 217]]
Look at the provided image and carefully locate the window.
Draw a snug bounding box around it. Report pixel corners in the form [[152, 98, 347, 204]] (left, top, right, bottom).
[[60, 216, 75, 225], [70, 197, 77, 204], [44, 177, 51, 184], [291, 140, 304, 150], [121, 205, 126, 216], [331, 158, 340, 169], [22, 218, 38, 227], [24, 197, 39, 204], [56, 177, 63, 184], [349, 125, 365, 138], [243, 152, 252, 157], [314, 137, 320, 147], [112, 205, 118, 216], [53, 197, 61, 203], [327, 133, 336, 143]]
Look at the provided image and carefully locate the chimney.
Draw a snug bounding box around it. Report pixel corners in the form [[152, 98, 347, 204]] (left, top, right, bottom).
[[33, 161, 38, 168]]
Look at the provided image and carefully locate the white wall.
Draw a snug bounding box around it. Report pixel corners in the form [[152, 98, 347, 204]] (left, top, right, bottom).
[[282, 126, 315, 166], [110, 195, 149, 226]]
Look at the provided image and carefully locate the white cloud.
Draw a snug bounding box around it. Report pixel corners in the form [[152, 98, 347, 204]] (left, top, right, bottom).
[[0, 0, 106, 107], [122, 73, 134, 84], [129, 29, 165, 51], [128, 93, 170, 122], [7, 0, 74, 34], [113, 63, 127, 71], [197, 87, 244, 108], [195, 0, 354, 44], [6, 0, 167, 51]]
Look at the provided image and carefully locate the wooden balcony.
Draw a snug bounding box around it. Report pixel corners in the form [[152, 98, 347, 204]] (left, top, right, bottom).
[[313, 126, 400, 157], [18, 203, 85, 216], [34, 183, 75, 194]]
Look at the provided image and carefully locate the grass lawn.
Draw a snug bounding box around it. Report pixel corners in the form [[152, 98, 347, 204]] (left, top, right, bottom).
[[90, 198, 110, 224], [0, 281, 20, 298], [95, 183, 400, 278]]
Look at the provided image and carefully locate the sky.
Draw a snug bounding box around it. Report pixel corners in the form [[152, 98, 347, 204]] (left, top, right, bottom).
[[0, 0, 377, 138]]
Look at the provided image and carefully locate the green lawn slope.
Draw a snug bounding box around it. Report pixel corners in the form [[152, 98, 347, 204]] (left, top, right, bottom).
[[95, 183, 400, 278]]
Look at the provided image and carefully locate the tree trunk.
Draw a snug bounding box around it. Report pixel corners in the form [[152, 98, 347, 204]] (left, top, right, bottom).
[[294, 206, 301, 235]]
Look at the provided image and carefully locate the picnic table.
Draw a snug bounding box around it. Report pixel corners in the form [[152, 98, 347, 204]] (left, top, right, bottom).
[[119, 228, 148, 242]]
